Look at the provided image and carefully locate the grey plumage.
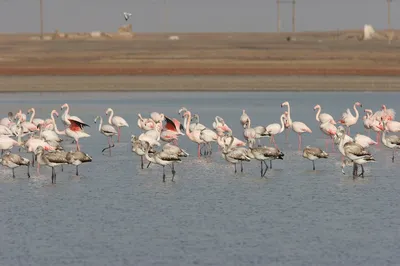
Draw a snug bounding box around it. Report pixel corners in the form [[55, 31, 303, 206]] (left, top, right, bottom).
[[66, 151, 92, 176], [0, 151, 30, 178], [302, 146, 328, 170], [248, 146, 284, 177]]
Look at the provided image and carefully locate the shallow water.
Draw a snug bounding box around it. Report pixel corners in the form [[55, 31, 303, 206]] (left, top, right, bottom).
[[0, 91, 399, 266]]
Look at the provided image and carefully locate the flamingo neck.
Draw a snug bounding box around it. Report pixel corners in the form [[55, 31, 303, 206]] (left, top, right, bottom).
[[144, 146, 156, 163], [29, 108, 36, 123], [247, 118, 251, 128], [279, 115, 285, 133], [98, 117, 103, 132], [315, 106, 321, 122], [185, 112, 193, 138], [108, 110, 114, 124], [353, 104, 360, 120], [51, 112, 65, 135]]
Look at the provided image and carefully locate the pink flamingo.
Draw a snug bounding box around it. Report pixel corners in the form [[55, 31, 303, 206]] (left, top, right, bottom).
[[319, 119, 337, 151], [314, 104, 336, 124], [354, 133, 377, 148], [339, 102, 362, 135], [65, 118, 90, 152], [213, 116, 232, 133], [137, 114, 156, 131], [160, 116, 184, 144], [216, 132, 246, 149], [106, 108, 129, 143], [182, 111, 205, 157], [265, 112, 286, 148], [240, 110, 249, 127], [0, 112, 15, 127], [383, 118, 400, 133], [381, 105, 396, 121], [281, 101, 312, 151]]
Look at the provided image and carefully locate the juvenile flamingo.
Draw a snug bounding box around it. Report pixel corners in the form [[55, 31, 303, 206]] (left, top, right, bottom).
[[105, 108, 129, 142], [281, 101, 312, 151]]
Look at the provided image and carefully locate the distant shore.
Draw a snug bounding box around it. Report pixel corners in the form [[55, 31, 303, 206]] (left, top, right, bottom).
[[1, 32, 399, 92], [1, 76, 400, 92]]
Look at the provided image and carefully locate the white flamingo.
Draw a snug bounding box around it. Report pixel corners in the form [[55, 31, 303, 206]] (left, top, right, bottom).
[[27, 108, 45, 126], [281, 101, 312, 151], [105, 108, 129, 142], [94, 115, 118, 155], [313, 104, 336, 124], [381, 120, 400, 163], [265, 112, 286, 148], [339, 102, 362, 135]]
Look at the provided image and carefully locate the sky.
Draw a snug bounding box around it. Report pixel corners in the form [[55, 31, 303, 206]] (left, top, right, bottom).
[[0, 0, 398, 33]]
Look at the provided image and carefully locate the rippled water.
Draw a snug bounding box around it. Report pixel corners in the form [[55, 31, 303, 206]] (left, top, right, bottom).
[[0, 91, 399, 266]]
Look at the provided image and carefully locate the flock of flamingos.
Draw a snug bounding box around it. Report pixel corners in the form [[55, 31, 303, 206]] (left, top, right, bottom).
[[0, 101, 399, 183]]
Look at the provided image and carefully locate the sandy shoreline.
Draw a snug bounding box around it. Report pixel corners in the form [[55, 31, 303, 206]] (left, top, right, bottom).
[[1, 75, 400, 92]]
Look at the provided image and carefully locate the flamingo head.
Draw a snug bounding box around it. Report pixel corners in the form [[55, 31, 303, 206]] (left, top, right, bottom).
[[355, 102, 362, 107], [281, 101, 289, 108], [381, 104, 386, 110], [27, 108, 33, 114], [105, 108, 112, 115], [182, 111, 191, 118], [61, 103, 68, 110], [51, 110, 59, 117], [242, 109, 246, 114], [178, 107, 188, 116], [94, 116, 100, 124], [313, 104, 320, 111]]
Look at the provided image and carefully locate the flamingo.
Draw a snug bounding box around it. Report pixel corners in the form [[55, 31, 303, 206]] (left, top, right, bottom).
[[131, 135, 156, 169], [319, 120, 337, 151], [65, 117, 90, 152], [35, 146, 69, 183], [60, 103, 72, 127], [339, 102, 362, 135], [182, 110, 205, 157], [143, 141, 181, 182], [150, 112, 165, 124], [0, 112, 14, 127], [383, 119, 400, 133], [222, 133, 252, 174], [189, 114, 207, 132], [137, 114, 156, 131], [281, 101, 312, 151], [212, 116, 231, 133], [27, 108, 45, 126], [240, 110, 249, 127], [354, 134, 377, 148], [243, 117, 269, 148], [105, 108, 129, 142], [381, 120, 400, 163], [313, 104, 336, 124], [302, 146, 328, 170], [0, 151, 30, 178], [50, 110, 66, 136], [160, 116, 184, 144], [0, 136, 19, 155], [216, 130, 246, 149], [265, 112, 286, 148], [94, 115, 118, 155], [363, 109, 373, 136], [381, 105, 396, 121], [66, 150, 92, 176], [199, 128, 218, 155], [337, 127, 374, 178], [247, 146, 284, 177], [146, 142, 189, 171], [15, 110, 27, 122]]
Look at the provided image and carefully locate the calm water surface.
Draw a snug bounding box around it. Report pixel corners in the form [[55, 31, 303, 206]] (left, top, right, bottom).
[[0, 91, 399, 266]]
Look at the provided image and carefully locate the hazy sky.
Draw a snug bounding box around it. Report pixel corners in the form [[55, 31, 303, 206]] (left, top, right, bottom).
[[0, 0, 398, 33]]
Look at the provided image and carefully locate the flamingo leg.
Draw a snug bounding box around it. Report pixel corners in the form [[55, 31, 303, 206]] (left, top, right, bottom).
[[117, 127, 121, 143], [298, 134, 301, 151], [162, 166, 166, 182], [37, 162, 40, 176], [262, 160, 269, 177], [260, 161, 263, 177], [171, 163, 176, 181], [76, 139, 80, 152], [312, 161, 315, 171], [27, 165, 30, 178], [197, 144, 201, 158], [270, 160, 272, 169], [31, 152, 35, 167], [141, 156, 144, 169], [240, 161, 243, 173]]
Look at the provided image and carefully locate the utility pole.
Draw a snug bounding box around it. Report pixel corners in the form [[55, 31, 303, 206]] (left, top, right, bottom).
[[292, 0, 296, 33], [40, 0, 43, 39], [277, 0, 280, 32], [387, 0, 392, 31], [276, 0, 296, 33]]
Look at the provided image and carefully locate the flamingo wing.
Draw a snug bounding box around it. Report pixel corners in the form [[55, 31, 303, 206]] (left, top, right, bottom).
[[69, 119, 89, 131], [164, 116, 178, 132]]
